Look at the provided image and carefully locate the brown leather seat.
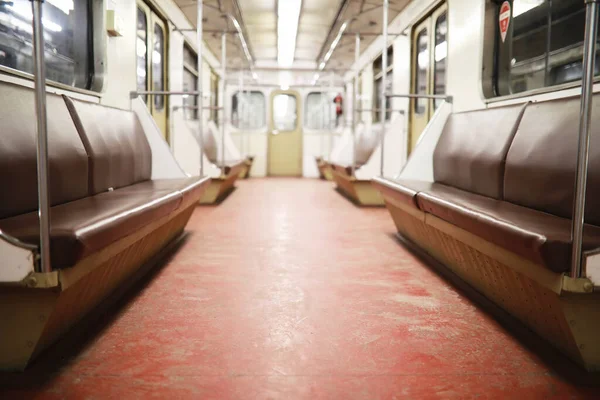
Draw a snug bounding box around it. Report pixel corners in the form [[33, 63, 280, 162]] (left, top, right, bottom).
[[378, 100, 600, 273], [0, 83, 89, 220], [114, 177, 209, 209], [433, 103, 527, 199], [64, 96, 152, 194], [0, 190, 182, 269], [0, 86, 205, 270], [416, 183, 600, 273], [372, 179, 434, 209]]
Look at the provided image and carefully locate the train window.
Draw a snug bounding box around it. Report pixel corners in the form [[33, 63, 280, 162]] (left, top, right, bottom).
[[153, 24, 165, 110], [210, 69, 219, 125], [136, 7, 148, 103], [355, 74, 363, 123], [0, 0, 95, 90], [415, 28, 429, 114], [434, 12, 447, 109], [305, 92, 334, 130], [231, 91, 266, 129], [183, 44, 198, 120], [493, 0, 598, 96], [273, 94, 297, 131], [373, 46, 394, 122]]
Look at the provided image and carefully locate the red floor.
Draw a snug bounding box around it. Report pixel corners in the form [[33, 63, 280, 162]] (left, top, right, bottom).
[[2, 178, 599, 399]]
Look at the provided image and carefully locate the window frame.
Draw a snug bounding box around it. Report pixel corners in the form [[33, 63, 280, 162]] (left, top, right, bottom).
[[231, 90, 266, 129], [182, 42, 199, 120], [373, 46, 394, 123], [0, 0, 105, 95], [304, 91, 333, 130]]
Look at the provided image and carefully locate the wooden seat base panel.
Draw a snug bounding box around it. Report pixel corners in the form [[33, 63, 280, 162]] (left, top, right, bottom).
[[316, 159, 334, 181], [0, 204, 196, 371], [383, 197, 600, 371], [238, 157, 254, 179], [331, 168, 384, 206]]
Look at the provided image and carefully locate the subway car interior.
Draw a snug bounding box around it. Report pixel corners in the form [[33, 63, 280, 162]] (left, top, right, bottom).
[[4, 0, 600, 398]]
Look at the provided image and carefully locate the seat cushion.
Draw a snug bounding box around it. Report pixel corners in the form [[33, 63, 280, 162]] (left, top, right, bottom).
[[372, 178, 434, 209], [0, 83, 89, 219], [64, 96, 152, 195], [114, 177, 210, 209], [504, 95, 600, 225], [416, 184, 600, 273], [433, 103, 527, 199], [0, 190, 182, 269]]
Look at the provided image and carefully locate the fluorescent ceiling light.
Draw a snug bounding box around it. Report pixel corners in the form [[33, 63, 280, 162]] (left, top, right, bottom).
[[513, 0, 544, 17], [320, 21, 348, 70], [277, 0, 302, 67]]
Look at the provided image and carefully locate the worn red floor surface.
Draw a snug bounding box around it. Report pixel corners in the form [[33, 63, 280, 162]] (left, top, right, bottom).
[[2, 178, 599, 399]]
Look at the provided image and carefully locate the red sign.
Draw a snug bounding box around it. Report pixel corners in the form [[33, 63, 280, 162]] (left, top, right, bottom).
[[499, 1, 511, 43]]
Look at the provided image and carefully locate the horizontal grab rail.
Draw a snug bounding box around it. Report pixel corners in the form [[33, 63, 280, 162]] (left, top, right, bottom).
[[130, 90, 201, 99], [0, 229, 38, 251], [385, 93, 453, 103], [355, 108, 406, 114], [173, 105, 223, 111]]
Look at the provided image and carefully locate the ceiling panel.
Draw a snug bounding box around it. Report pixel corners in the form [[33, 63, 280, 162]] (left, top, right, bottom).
[[172, 0, 412, 80]]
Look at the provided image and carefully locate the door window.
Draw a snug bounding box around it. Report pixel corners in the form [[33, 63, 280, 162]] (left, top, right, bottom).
[[273, 94, 297, 131], [136, 7, 148, 103], [434, 12, 447, 109], [415, 28, 429, 114], [153, 23, 165, 110]]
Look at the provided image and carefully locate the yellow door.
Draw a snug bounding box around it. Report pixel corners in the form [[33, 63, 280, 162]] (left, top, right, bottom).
[[136, 2, 168, 141], [409, 3, 447, 154], [268, 90, 303, 176]]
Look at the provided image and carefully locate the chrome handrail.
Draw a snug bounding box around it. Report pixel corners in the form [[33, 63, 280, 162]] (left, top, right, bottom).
[[385, 93, 453, 103], [0, 229, 38, 251], [571, 0, 600, 279], [30, 0, 51, 273]]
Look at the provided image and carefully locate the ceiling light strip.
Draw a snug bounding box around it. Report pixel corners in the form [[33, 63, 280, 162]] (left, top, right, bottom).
[[277, 0, 302, 67]]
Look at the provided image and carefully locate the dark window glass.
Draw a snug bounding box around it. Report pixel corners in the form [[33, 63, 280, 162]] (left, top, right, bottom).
[[183, 68, 198, 120], [497, 0, 598, 96], [0, 0, 92, 89], [182, 44, 198, 120], [373, 46, 393, 122]]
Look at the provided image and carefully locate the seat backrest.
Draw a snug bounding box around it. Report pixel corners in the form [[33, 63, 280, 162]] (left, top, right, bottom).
[[0, 83, 89, 220], [433, 103, 527, 199], [204, 120, 219, 163], [354, 124, 382, 167], [504, 95, 600, 225], [64, 97, 152, 195]]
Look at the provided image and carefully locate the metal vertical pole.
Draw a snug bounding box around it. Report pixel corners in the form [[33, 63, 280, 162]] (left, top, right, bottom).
[[321, 90, 326, 158], [328, 71, 334, 162], [31, 0, 51, 273], [221, 32, 226, 176], [379, 0, 388, 177], [240, 71, 245, 157], [351, 33, 360, 177], [197, 0, 205, 176], [571, 0, 599, 278]]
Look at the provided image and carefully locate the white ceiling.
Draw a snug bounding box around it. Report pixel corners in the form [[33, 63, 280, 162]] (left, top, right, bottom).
[[174, 0, 411, 83]]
